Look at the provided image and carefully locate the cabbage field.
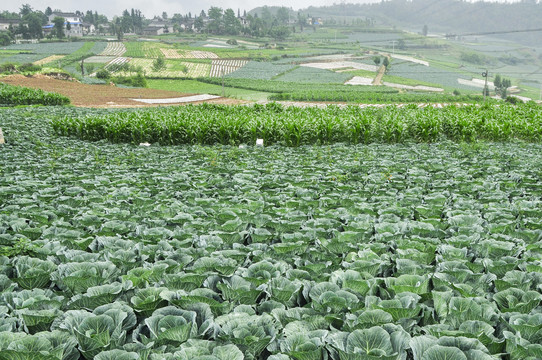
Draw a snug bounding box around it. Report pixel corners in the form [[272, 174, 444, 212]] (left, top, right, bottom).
[[2, 106, 542, 360]]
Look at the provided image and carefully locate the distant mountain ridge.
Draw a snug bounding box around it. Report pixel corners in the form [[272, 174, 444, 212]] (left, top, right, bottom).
[[252, 0, 542, 44]]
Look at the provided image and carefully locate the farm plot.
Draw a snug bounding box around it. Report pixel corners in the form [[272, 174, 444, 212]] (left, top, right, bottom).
[[210, 60, 248, 77], [2, 42, 84, 54], [301, 61, 378, 72], [3, 106, 542, 360], [85, 56, 116, 64], [118, 58, 210, 78], [227, 61, 295, 80], [383, 82, 444, 92], [98, 42, 126, 57], [458, 78, 496, 90], [124, 42, 169, 58], [275, 66, 354, 84], [345, 76, 374, 85], [183, 50, 219, 59], [105, 57, 131, 70], [391, 54, 429, 66], [33, 55, 65, 66], [388, 62, 477, 91]]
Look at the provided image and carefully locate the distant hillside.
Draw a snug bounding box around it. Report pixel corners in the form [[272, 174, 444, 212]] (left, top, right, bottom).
[[257, 0, 542, 45], [248, 6, 295, 17]]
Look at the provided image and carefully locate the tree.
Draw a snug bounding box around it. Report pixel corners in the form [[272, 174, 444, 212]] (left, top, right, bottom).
[[270, 26, 291, 40], [223, 8, 240, 35], [45, 7, 53, 16], [297, 12, 305, 32], [19, 4, 33, 17], [382, 57, 390, 72], [194, 16, 204, 32], [494, 74, 511, 99], [111, 17, 123, 40], [162, 12, 168, 20], [52, 16, 65, 38], [25, 12, 44, 39], [422, 24, 428, 36], [0, 32, 12, 46], [276, 7, 290, 25], [152, 55, 166, 72], [373, 56, 381, 66], [207, 7, 223, 34]]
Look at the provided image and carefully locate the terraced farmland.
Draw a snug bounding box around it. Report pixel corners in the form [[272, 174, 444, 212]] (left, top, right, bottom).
[[117, 58, 210, 78], [98, 42, 127, 57], [210, 60, 249, 77]]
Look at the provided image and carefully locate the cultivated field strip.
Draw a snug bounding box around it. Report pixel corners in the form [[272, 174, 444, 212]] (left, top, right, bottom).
[[98, 42, 127, 57], [84, 56, 116, 64], [161, 48, 219, 59], [116, 58, 210, 78], [33, 55, 65, 66], [382, 82, 444, 92], [4, 106, 542, 360], [105, 57, 131, 70], [210, 60, 249, 77], [132, 94, 221, 104], [345, 76, 375, 85], [301, 61, 378, 72]]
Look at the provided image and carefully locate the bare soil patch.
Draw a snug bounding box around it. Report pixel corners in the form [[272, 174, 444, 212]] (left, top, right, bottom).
[[0, 74, 245, 108]]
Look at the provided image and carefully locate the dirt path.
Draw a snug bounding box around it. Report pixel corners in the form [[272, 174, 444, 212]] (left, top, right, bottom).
[[0, 75, 246, 108], [372, 64, 386, 86]]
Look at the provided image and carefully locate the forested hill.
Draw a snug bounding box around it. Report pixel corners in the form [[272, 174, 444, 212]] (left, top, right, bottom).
[[303, 0, 542, 44]]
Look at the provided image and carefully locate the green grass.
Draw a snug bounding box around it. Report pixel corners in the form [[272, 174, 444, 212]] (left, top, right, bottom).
[[146, 79, 271, 101]]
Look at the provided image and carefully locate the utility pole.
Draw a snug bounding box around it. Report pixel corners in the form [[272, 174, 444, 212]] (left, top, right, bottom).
[[390, 40, 397, 55], [221, 69, 225, 98], [482, 70, 489, 102]]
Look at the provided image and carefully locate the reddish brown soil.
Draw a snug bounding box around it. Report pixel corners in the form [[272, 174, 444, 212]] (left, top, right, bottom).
[[0, 74, 246, 107]]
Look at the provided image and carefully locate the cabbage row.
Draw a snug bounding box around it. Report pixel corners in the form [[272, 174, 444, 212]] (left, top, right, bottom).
[[2, 107, 542, 359], [53, 103, 542, 146]]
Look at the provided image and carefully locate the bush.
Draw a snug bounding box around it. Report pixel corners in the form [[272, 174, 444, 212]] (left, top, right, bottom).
[[226, 39, 238, 45], [18, 63, 42, 73], [0, 63, 17, 74], [453, 89, 461, 96], [96, 69, 111, 79], [505, 96, 520, 105], [112, 73, 147, 88]]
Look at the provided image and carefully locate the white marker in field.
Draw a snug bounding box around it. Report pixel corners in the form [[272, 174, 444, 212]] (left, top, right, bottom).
[[0, 128, 4, 145], [139, 142, 151, 147], [256, 139, 264, 147], [239, 144, 245, 149]]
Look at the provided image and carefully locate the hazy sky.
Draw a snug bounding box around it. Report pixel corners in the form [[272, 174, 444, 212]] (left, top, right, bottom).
[[3, 0, 522, 19]]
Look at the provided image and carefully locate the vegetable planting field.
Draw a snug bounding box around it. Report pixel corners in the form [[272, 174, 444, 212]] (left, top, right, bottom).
[[2, 105, 542, 359], [117, 58, 210, 78]]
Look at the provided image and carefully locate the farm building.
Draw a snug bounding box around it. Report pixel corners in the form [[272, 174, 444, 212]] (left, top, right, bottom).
[[0, 19, 20, 31], [47, 12, 84, 37]]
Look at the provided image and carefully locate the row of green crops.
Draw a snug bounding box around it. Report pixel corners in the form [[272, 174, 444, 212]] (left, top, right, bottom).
[[268, 91, 484, 103], [0, 83, 70, 106], [197, 77, 399, 94], [53, 103, 542, 146], [3, 106, 542, 359]]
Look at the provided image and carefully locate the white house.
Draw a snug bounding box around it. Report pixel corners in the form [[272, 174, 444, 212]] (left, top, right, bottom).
[[48, 12, 83, 37], [0, 19, 20, 31]]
